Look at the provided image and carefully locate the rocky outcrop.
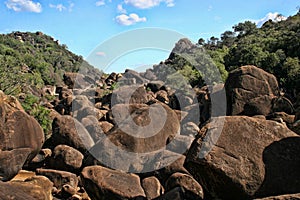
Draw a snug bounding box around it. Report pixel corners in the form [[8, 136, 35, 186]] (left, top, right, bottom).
[[225, 65, 279, 116], [0, 91, 44, 181], [185, 116, 300, 199], [81, 166, 146, 199]]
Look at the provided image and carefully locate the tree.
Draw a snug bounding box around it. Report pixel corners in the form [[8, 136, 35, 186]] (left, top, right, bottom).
[[233, 21, 257, 37], [221, 31, 236, 47]]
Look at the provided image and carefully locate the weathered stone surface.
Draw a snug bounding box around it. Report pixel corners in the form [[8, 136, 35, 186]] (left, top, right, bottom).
[[49, 145, 84, 172], [225, 65, 279, 115], [81, 166, 146, 199], [243, 95, 273, 116], [142, 176, 164, 200], [0, 175, 53, 200], [36, 168, 78, 190], [266, 112, 295, 125], [0, 91, 44, 181], [165, 172, 204, 200], [51, 115, 94, 153], [107, 103, 180, 153], [185, 116, 300, 199]]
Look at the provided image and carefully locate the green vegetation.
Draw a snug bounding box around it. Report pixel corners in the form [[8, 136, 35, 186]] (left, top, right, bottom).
[[0, 31, 98, 139], [199, 10, 300, 98], [21, 94, 52, 139], [0, 31, 95, 94]]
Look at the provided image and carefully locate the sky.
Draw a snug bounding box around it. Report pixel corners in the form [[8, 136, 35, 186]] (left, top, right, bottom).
[[1, 0, 299, 73]]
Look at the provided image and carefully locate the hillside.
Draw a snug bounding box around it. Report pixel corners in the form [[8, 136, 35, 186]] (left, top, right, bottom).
[[201, 10, 300, 99], [0, 31, 100, 95]]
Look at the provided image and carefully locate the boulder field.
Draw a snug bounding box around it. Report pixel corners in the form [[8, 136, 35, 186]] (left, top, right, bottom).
[[0, 65, 300, 200]]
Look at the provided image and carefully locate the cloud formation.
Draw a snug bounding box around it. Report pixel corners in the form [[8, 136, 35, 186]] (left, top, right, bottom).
[[96, 0, 105, 6], [49, 4, 66, 12], [256, 12, 287, 27], [49, 2, 74, 12], [5, 0, 42, 13], [117, 4, 127, 13], [116, 13, 146, 25], [96, 52, 106, 57], [124, 0, 174, 9]]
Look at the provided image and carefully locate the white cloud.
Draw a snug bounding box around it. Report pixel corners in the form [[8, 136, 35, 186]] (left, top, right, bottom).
[[256, 12, 287, 27], [117, 4, 127, 13], [5, 0, 42, 13], [124, 0, 174, 9], [96, 52, 106, 57], [49, 2, 74, 12], [115, 13, 146, 26], [49, 4, 66, 12], [208, 5, 212, 11], [96, 0, 105, 6]]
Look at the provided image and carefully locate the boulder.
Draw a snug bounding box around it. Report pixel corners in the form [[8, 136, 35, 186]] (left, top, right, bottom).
[[111, 85, 150, 105], [0, 175, 53, 200], [122, 69, 146, 84], [51, 115, 94, 153], [185, 116, 300, 199], [225, 65, 279, 115], [49, 145, 84, 172], [81, 166, 146, 199], [165, 172, 204, 200], [243, 95, 273, 116], [146, 81, 164, 92], [63, 72, 91, 89], [142, 176, 164, 200], [36, 168, 78, 190], [0, 91, 44, 181], [107, 103, 180, 153]]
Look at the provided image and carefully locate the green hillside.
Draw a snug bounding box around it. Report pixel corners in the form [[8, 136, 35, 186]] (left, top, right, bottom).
[[0, 31, 97, 95], [201, 10, 300, 98]]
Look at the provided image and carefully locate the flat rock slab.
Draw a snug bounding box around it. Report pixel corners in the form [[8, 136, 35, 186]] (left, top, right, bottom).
[[81, 166, 146, 199]]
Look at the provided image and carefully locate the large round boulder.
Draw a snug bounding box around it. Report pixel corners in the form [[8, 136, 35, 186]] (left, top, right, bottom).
[[0, 91, 44, 181], [185, 116, 300, 199], [225, 65, 279, 116]]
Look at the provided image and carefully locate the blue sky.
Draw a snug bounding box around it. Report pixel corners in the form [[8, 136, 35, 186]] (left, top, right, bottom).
[[1, 0, 299, 72]]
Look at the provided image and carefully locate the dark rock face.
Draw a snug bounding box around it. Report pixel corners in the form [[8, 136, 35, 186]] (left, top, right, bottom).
[[255, 193, 300, 200], [225, 65, 279, 116], [0, 91, 44, 181], [81, 166, 146, 199], [51, 115, 94, 153], [185, 116, 299, 199]]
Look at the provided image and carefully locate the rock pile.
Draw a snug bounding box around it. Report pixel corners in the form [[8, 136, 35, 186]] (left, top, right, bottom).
[[0, 41, 299, 199]]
